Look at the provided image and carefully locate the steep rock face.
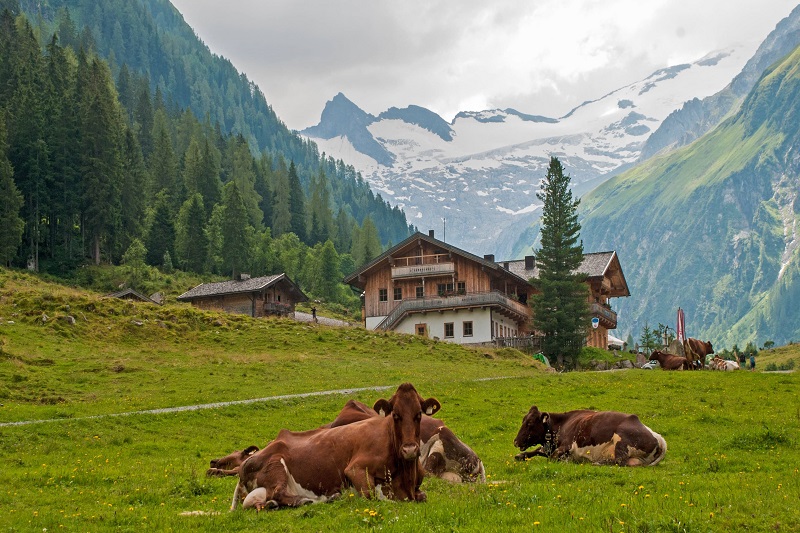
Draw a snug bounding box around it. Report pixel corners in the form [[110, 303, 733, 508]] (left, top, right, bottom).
[[303, 48, 755, 257], [639, 4, 800, 160], [579, 44, 800, 347], [302, 93, 395, 166]]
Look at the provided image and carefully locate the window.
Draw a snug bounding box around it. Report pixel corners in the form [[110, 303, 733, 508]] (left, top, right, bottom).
[[444, 322, 454, 338], [394, 287, 402, 301], [416, 286, 424, 299], [463, 321, 473, 337], [379, 289, 388, 302], [457, 281, 466, 294], [416, 324, 428, 336], [437, 283, 454, 295]]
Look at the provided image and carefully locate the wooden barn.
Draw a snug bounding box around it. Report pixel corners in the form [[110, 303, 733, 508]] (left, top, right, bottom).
[[177, 274, 307, 318], [344, 231, 629, 349]]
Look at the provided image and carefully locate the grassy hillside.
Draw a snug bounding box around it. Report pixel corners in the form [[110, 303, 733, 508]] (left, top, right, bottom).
[[1, 267, 798, 531], [577, 45, 800, 348]]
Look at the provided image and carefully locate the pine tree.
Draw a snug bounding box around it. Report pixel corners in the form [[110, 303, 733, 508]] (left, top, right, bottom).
[[271, 164, 291, 236], [220, 181, 250, 278], [119, 128, 148, 255], [148, 108, 181, 205], [287, 161, 307, 242], [229, 138, 262, 228], [530, 157, 588, 369], [174, 193, 208, 273], [0, 117, 24, 266], [78, 57, 124, 265], [145, 191, 175, 267]]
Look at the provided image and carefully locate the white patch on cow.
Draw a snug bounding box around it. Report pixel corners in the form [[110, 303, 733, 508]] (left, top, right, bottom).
[[569, 433, 622, 464], [440, 472, 462, 483], [242, 487, 270, 509], [280, 458, 330, 504]]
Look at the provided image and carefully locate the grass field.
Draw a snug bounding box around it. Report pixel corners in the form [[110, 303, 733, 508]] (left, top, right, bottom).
[[1, 269, 798, 532]]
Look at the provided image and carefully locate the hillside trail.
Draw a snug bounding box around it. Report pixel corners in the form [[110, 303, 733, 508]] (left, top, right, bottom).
[[0, 377, 514, 428]]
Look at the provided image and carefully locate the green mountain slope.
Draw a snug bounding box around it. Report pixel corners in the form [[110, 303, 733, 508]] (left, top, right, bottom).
[[15, 0, 412, 246], [578, 45, 800, 347]]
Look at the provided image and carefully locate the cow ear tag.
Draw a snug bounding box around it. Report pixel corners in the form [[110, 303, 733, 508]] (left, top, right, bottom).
[[425, 406, 433, 415], [378, 408, 386, 416]]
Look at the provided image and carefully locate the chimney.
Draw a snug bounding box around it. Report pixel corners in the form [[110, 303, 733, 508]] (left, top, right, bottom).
[[236, 273, 251, 281], [503, 261, 509, 270], [525, 255, 535, 269], [484, 254, 495, 262], [428, 229, 435, 238]]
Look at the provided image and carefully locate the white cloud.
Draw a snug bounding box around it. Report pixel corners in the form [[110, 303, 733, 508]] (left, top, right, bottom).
[[171, 0, 798, 129]]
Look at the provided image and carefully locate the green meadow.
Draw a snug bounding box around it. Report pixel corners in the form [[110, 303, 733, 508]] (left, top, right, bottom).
[[1, 269, 798, 532]]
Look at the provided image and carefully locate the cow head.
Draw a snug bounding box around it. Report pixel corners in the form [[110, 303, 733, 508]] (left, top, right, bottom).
[[374, 383, 441, 461], [513, 406, 550, 451], [209, 445, 259, 470]]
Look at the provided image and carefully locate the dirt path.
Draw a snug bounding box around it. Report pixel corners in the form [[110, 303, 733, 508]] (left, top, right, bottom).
[[1, 377, 515, 428]]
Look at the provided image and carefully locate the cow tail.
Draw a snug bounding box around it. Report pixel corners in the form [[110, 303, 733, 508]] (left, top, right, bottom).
[[649, 430, 668, 466]]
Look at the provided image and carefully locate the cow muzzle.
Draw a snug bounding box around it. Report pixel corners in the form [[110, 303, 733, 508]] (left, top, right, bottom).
[[401, 443, 420, 460]]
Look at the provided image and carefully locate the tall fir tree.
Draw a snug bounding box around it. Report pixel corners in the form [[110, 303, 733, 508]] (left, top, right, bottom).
[[0, 116, 24, 266], [530, 156, 588, 369], [119, 128, 148, 255], [6, 16, 48, 269], [271, 164, 291, 236], [220, 181, 250, 278], [78, 57, 124, 264], [287, 161, 307, 242], [144, 190, 175, 267], [174, 193, 208, 273], [229, 137, 262, 228]]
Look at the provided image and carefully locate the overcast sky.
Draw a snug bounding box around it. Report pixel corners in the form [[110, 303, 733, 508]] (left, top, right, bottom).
[[170, 0, 798, 131]]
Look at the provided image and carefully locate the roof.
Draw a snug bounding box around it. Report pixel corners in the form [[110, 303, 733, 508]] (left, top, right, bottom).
[[176, 274, 308, 302], [107, 288, 161, 305], [343, 232, 532, 287], [505, 251, 629, 297], [505, 251, 616, 280]]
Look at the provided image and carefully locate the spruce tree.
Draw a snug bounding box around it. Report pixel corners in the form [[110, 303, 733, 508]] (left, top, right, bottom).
[[144, 191, 175, 267], [174, 193, 208, 273], [220, 181, 250, 278], [530, 157, 588, 369], [0, 117, 24, 266], [287, 161, 307, 242]]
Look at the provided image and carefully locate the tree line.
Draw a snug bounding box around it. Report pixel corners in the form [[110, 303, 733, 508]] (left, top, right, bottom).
[[0, 8, 406, 306]]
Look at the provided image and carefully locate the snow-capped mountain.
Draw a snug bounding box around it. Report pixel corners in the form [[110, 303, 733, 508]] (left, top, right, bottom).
[[301, 46, 755, 258]]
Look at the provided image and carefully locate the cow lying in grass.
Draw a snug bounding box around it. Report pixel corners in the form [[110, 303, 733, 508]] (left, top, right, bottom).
[[649, 350, 690, 370], [230, 383, 440, 510], [513, 406, 667, 466], [209, 399, 485, 484], [709, 356, 739, 371]]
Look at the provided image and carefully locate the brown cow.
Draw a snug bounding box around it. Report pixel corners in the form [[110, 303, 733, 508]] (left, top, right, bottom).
[[684, 338, 714, 368], [513, 406, 667, 466], [210, 399, 485, 484], [328, 400, 485, 483], [231, 383, 440, 510], [649, 350, 690, 370], [207, 445, 260, 477]]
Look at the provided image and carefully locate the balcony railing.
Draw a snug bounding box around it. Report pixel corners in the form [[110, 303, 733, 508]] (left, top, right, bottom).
[[375, 290, 529, 331], [392, 262, 455, 279], [590, 302, 617, 329]]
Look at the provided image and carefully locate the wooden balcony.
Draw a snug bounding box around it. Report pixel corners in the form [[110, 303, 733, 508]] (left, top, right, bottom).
[[376, 290, 529, 331], [590, 302, 617, 329], [391, 253, 454, 279]]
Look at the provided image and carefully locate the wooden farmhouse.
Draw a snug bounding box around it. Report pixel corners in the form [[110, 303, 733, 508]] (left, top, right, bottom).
[[177, 273, 308, 318], [343, 231, 629, 349]]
